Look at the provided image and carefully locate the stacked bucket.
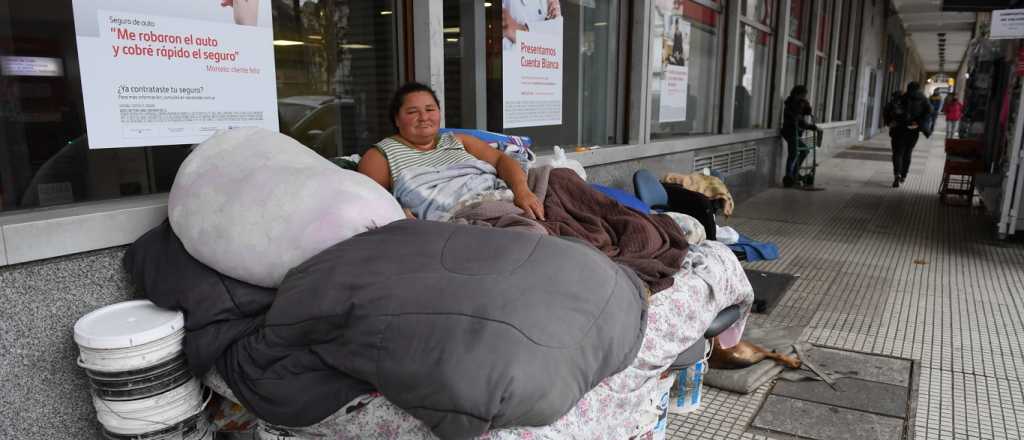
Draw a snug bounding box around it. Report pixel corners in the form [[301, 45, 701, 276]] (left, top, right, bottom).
[[74, 300, 211, 439]]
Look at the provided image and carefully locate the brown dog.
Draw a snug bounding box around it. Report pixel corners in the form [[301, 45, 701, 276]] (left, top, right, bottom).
[[708, 337, 802, 369]]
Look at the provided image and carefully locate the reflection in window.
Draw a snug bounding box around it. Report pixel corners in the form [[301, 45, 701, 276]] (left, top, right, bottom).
[[650, 0, 722, 139], [815, 55, 828, 120], [788, 0, 804, 39], [274, 0, 400, 157], [832, 61, 845, 121], [784, 43, 803, 100], [734, 25, 772, 130], [0, 0, 401, 212], [740, 0, 775, 27]]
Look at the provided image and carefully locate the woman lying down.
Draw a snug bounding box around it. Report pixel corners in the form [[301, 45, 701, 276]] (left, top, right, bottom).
[[356, 82, 689, 294], [357, 82, 545, 222]]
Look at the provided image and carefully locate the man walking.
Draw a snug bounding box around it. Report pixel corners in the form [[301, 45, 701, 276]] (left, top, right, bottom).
[[884, 82, 932, 188]]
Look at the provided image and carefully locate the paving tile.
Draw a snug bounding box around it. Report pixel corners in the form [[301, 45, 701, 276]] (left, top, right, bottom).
[[803, 346, 913, 387], [772, 377, 909, 418], [752, 395, 905, 440], [675, 120, 1024, 439]]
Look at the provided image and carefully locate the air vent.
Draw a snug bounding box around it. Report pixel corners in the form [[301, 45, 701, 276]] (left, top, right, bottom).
[[693, 146, 759, 176]]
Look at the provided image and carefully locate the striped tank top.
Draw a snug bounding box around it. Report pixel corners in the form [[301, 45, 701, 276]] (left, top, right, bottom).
[[374, 132, 478, 181]]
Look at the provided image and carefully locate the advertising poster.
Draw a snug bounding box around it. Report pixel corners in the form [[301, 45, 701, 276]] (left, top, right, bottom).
[[72, 0, 278, 149], [658, 12, 690, 123], [501, 0, 564, 129]]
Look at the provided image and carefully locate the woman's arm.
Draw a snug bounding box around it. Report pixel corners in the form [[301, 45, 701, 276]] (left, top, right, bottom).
[[356, 147, 392, 190], [459, 134, 545, 220]]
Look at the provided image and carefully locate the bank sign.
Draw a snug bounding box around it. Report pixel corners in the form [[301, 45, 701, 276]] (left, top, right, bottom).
[[72, 0, 279, 149]]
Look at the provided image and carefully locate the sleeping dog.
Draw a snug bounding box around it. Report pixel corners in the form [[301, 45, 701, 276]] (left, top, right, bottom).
[[708, 337, 802, 369]]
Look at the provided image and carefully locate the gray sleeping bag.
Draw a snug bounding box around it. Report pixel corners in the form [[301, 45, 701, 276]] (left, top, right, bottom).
[[223, 219, 647, 439]]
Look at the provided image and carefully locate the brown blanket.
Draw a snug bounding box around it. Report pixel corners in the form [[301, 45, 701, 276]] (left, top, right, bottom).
[[540, 168, 688, 293]]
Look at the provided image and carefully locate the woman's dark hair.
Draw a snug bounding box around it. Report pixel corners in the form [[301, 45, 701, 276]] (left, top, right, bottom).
[[389, 82, 441, 131], [906, 81, 921, 92], [789, 85, 808, 98]]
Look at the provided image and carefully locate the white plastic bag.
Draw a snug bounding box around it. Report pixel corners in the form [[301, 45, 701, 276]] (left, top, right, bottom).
[[548, 146, 587, 180], [716, 226, 739, 245], [663, 212, 706, 245]]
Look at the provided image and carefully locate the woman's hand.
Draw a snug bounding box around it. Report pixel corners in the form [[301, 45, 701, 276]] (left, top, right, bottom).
[[513, 186, 545, 220], [502, 8, 525, 42], [547, 0, 561, 19]]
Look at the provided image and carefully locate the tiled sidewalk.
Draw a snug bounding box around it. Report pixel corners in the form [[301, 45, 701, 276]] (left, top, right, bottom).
[[669, 121, 1024, 439]]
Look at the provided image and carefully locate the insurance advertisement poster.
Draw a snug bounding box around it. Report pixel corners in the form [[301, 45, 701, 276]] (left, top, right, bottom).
[[501, 0, 564, 129], [658, 12, 690, 123], [72, 0, 278, 149]]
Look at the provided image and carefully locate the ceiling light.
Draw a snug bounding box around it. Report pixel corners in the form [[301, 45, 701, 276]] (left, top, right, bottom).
[[484, 2, 493, 7], [273, 40, 304, 46], [341, 44, 373, 49], [446, 38, 459, 42], [594, 22, 608, 27], [307, 35, 322, 40], [380, 10, 393, 15], [443, 27, 460, 33]]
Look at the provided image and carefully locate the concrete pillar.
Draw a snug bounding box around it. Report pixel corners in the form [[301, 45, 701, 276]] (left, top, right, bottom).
[[627, 0, 653, 144]]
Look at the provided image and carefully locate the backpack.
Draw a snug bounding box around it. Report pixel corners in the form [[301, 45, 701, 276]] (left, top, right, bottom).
[[885, 96, 908, 125]]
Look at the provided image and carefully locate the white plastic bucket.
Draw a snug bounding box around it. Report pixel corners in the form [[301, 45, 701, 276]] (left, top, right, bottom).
[[669, 358, 706, 414], [88, 355, 192, 401], [75, 300, 205, 436], [649, 370, 675, 440], [101, 411, 213, 440], [94, 378, 206, 435], [74, 300, 186, 372]]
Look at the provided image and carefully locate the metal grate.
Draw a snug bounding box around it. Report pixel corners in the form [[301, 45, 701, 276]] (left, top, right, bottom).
[[693, 146, 759, 176], [836, 127, 855, 140]]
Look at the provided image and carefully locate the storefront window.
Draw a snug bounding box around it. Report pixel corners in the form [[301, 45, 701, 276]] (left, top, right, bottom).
[[0, 0, 401, 212], [649, 0, 723, 139], [733, 25, 772, 130], [783, 0, 806, 119], [816, 4, 829, 54], [845, 0, 862, 120], [784, 42, 803, 97], [788, 0, 804, 39], [480, 0, 624, 148], [275, 0, 401, 157], [832, 61, 845, 121], [815, 55, 828, 121]]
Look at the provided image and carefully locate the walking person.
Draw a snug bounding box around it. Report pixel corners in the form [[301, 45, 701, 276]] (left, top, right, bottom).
[[780, 85, 820, 187], [883, 82, 932, 188], [943, 95, 964, 139], [928, 90, 943, 133]]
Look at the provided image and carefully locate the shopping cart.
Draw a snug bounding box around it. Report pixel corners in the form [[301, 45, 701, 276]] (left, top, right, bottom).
[[788, 117, 824, 191]]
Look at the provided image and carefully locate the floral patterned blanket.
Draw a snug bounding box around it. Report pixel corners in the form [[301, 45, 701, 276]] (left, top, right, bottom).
[[206, 240, 752, 439]]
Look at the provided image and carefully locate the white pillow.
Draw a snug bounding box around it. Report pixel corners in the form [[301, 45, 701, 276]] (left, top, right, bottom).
[[168, 127, 405, 288]]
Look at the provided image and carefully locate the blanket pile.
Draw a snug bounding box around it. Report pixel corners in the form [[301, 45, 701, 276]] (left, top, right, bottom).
[[126, 220, 647, 440]]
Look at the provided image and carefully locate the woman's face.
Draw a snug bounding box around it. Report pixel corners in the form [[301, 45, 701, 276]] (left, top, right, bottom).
[[395, 91, 440, 141]]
